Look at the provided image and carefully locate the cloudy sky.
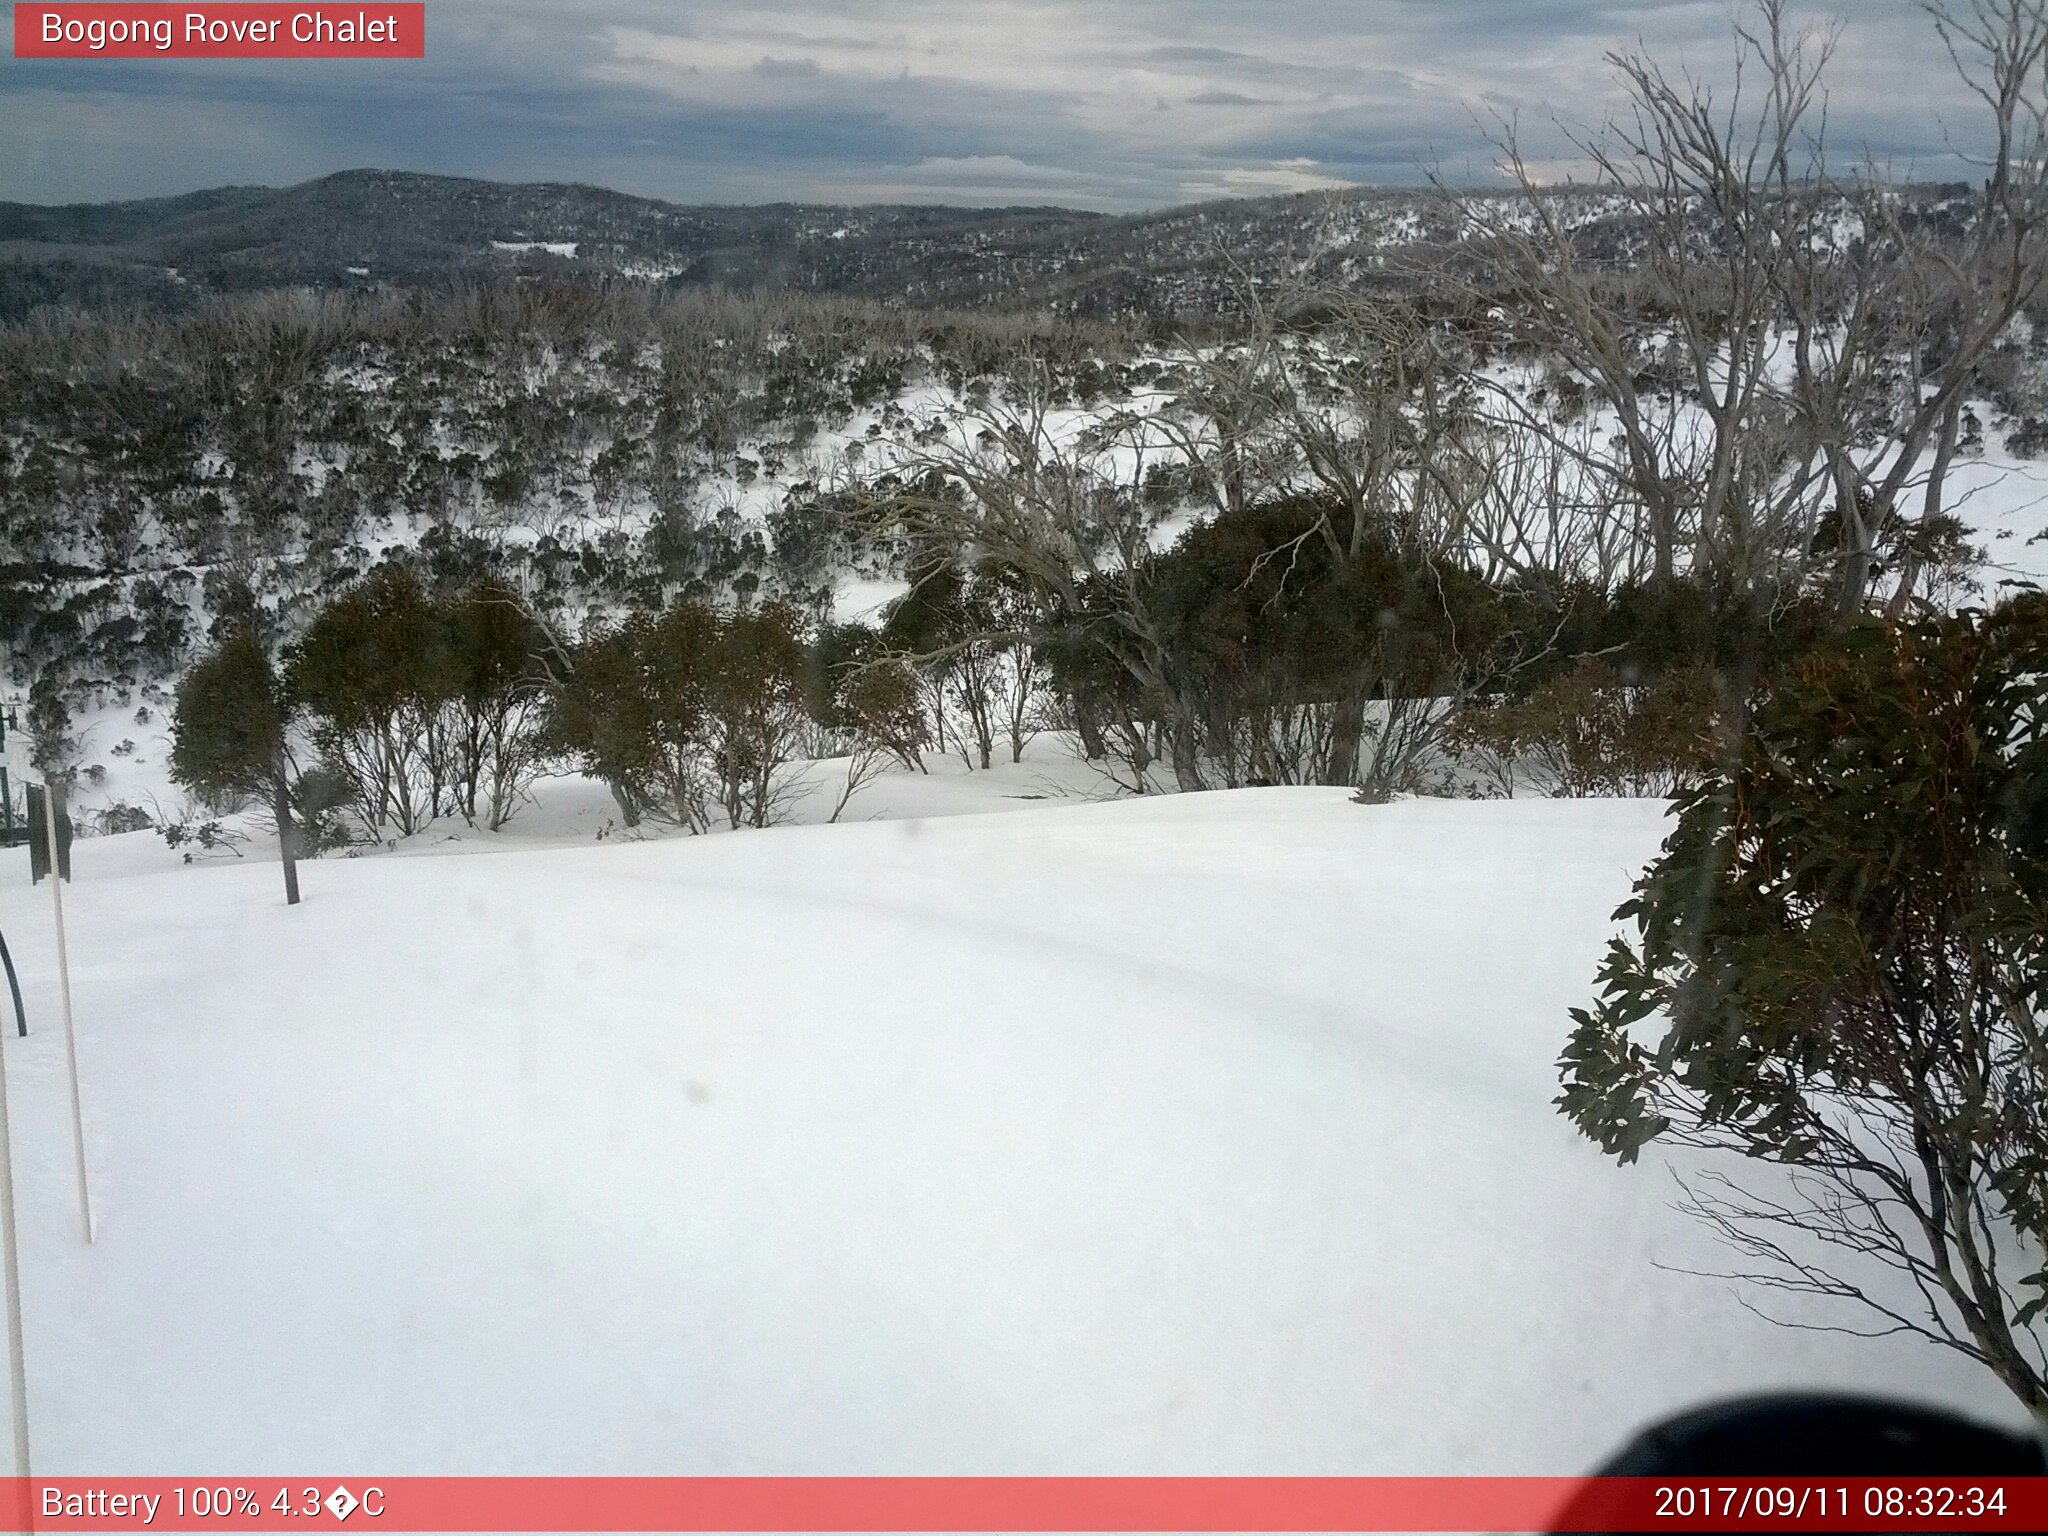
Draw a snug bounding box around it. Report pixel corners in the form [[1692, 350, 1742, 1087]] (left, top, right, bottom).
[[0, 1, 2001, 209]]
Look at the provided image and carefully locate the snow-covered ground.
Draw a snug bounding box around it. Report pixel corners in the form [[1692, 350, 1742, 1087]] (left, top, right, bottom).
[[1949, 432, 2048, 591], [0, 775, 2019, 1475]]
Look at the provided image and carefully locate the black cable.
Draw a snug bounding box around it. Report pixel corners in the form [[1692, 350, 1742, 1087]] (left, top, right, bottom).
[[0, 928, 22, 1038]]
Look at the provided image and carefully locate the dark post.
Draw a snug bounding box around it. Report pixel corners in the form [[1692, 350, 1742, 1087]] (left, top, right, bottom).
[[0, 706, 14, 849], [26, 784, 72, 885], [25, 787, 45, 886], [270, 761, 301, 906]]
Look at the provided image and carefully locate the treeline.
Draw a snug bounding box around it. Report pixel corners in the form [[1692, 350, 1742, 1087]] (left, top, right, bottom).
[[155, 486, 1844, 883], [167, 561, 918, 857]]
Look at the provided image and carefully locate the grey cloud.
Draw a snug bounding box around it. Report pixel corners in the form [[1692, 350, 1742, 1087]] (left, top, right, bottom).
[[1140, 46, 1286, 67], [0, 0, 2001, 211]]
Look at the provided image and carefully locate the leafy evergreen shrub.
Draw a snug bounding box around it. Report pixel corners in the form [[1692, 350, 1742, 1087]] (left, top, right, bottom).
[[1445, 658, 1723, 797], [1559, 599, 2048, 1412], [168, 627, 307, 900], [546, 599, 812, 832]]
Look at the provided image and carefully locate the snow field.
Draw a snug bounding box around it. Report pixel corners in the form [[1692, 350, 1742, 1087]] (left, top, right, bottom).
[[0, 787, 2018, 1475]]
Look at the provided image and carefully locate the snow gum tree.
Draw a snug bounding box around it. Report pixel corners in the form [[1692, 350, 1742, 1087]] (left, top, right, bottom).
[[285, 566, 450, 838], [881, 560, 1043, 771], [283, 567, 551, 836], [805, 622, 928, 774], [703, 602, 810, 830], [1560, 598, 2048, 1415], [24, 675, 80, 785], [1456, 0, 2048, 618], [168, 627, 302, 905], [546, 599, 813, 833], [439, 580, 551, 831], [546, 603, 719, 833]]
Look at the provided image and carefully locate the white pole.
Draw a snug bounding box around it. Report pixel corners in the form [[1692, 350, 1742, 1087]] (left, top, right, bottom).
[[41, 786, 93, 1244], [0, 988, 31, 1480]]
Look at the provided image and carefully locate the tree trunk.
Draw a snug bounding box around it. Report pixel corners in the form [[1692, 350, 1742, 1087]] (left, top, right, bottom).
[[1167, 714, 1206, 793], [1888, 398, 1963, 617], [1072, 697, 1107, 760], [1831, 455, 1877, 618], [270, 762, 301, 907], [1325, 692, 1366, 787], [608, 779, 642, 828]]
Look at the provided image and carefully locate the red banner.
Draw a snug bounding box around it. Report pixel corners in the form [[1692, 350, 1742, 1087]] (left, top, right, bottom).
[[0, 1477, 2042, 1532], [12, 4, 424, 58]]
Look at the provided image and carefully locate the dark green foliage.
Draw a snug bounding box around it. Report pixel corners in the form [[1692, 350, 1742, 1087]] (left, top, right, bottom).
[[285, 566, 551, 834], [706, 603, 810, 828], [1148, 496, 1501, 699], [803, 621, 878, 731], [547, 598, 812, 832], [129, 572, 197, 674], [169, 627, 305, 902], [1445, 658, 1724, 798], [25, 673, 79, 784], [1559, 600, 2048, 1410], [1020, 494, 1535, 795], [547, 603, 720, 831], [838, 659, 927, 771], [288, 564, 444, 742], [1440, 575, 1834, 799], [1035, 600, 1148, 724], [439, 580, 552, 829], [1537, 576, 1834, 690], [1138, 495, 1512, 788], [285, 765, 358, 856], [881, 559, 1040, 770], [169, 630, 286, 805], [767, 494, 850, 597], [806, 621, 926, 764], [286, 565, 445, 836]]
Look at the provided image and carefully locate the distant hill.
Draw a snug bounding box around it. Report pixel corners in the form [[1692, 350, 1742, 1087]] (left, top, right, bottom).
[[0, 166, 1974, 325], [0, 167, 1494, 323], [0, 169, 1096, 320]]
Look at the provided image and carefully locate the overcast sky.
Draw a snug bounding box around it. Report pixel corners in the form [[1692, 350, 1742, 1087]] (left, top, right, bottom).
[[0, 1, 2002, 209]]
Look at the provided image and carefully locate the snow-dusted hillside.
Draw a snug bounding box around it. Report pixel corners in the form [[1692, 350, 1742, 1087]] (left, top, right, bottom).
[[0, 784, 2017, 1473], [0, 170, 1682, 325], [28, 332, 2048, 836]]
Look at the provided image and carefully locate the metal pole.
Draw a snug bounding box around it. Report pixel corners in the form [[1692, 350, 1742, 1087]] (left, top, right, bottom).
[[0, 929, 23, 1037], [0, 678, 28, 1478], [41, 785, 93, 1244], [0, 703, 13, 845], [0, 992, 31, 1482]]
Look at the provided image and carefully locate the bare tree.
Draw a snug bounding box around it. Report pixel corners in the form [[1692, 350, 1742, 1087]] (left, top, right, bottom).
[[1446, 2, 1839, 608], [824, 735, 893, 824], [1791, 0, 2048, 613], [874, 365, 1216, 790], [1448, 0, 2048, 620]]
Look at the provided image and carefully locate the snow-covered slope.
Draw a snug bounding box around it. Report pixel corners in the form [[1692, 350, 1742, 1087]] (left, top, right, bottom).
[[0, 789, 2019, 1474]]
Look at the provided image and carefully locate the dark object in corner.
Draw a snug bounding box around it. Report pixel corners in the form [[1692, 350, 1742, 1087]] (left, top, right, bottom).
[[1553, 1394, 2045, 1534], [1592, 1393, 2044, 1476]]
